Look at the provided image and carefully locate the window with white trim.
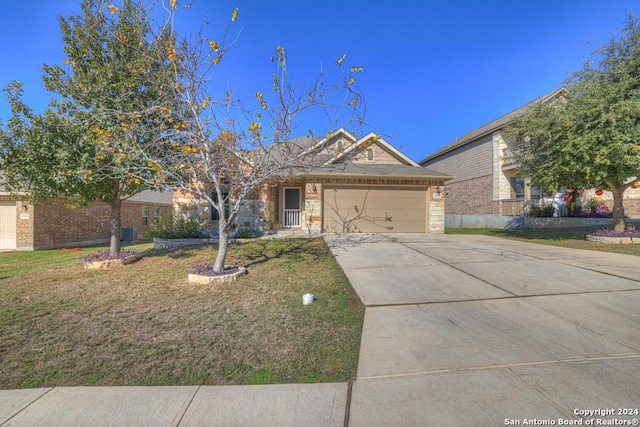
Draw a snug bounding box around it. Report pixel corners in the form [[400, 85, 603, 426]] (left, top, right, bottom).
[[142, 207, 149, 226], [366, 147, 375, 162]]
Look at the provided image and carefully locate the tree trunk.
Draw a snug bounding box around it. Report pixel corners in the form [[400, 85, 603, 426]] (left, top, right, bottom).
[[109, 179, 122, 255], [109, 197, 122, 255], [213, 220, 229, 273], [609, 184, 626, 233]]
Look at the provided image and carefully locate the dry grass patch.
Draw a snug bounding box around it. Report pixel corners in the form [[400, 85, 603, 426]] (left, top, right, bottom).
[[0, 238, 364, 389]]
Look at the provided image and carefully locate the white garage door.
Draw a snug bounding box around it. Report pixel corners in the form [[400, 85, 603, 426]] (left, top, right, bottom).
[[322, 186, 428, 233], [0, 201, 17, 250]]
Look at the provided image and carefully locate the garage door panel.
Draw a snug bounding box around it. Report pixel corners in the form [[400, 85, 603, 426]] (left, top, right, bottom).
[[323, 187, 427, 233], [0, 201, 17, 249]]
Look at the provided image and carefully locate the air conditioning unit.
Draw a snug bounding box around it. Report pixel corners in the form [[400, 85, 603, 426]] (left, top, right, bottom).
[[121, 227, 138, 242]]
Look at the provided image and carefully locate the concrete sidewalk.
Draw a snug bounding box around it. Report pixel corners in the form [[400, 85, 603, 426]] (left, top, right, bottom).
[[0, 384, 348, 426], [326, 233, 640, 426]]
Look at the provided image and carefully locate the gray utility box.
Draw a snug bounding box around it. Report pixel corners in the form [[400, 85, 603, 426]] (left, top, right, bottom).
[[121, 227, 138, 242]]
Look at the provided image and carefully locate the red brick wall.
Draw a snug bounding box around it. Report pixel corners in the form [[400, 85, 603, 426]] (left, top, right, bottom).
[[30, 197, 172, 250], [444, 175, 499, 215]]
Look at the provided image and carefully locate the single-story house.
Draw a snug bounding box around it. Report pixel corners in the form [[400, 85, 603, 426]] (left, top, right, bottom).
[[418, 88, 640, 226], [0, 181, 173, 250], [174, 129, 452, 235]]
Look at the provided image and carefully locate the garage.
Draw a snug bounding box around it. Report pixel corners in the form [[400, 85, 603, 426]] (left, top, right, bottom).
[[0, 201, 17, 250], [322, 186, 428, 233]]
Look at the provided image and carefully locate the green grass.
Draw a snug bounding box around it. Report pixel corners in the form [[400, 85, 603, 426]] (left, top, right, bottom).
[[446, 227, 640, 256], [0, 238, 364, 389], [0, 242, 149, 278]]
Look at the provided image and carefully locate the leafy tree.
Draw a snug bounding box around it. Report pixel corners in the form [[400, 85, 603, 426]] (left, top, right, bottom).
[[0, 0, 177, 254], [129, 14, 366, 273], [505, 15, 640, 233]]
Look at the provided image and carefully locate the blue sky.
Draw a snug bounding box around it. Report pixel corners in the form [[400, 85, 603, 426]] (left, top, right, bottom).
[[1, 0, 639, 162]]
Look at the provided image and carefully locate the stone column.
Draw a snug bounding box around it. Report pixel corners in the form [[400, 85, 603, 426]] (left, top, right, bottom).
[[304, 182, 322, 234]]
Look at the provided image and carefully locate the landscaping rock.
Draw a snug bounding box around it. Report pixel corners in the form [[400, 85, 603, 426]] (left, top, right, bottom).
[[84, 254, 139, 269], [187, 266, 247, 284], [586, 235, 637, 244]]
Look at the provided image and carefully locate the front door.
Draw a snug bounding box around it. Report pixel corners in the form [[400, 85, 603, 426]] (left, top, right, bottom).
[[283, 188, 301, 227], [0, 202, 17, 250]]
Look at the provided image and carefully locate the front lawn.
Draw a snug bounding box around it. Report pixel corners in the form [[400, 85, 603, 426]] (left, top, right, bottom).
[[446, 227, 640, 256], [0, 238, 364, 389]]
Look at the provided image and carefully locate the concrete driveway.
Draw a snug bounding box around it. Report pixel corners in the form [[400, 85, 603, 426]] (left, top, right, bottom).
[[325, 233, 640, 426]]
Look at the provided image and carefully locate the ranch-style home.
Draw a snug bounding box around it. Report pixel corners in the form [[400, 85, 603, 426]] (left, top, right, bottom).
[[0, 180, 173, 251], [174, 129, 451, 235], [419, 88, 640, 227]]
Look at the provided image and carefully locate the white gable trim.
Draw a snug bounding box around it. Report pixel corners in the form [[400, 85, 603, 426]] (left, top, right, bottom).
[[302, 128, 356, 157], [328, 132, 420, 166]]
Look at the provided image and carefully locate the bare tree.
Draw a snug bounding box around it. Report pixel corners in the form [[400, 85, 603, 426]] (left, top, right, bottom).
[[128, 7, 366, 273]]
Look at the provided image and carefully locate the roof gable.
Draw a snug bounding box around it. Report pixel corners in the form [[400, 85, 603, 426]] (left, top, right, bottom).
[[327, 131, 420, 166]]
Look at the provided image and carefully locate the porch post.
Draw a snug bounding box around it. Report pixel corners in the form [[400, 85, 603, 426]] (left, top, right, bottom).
[[304, 181, 322, 234]]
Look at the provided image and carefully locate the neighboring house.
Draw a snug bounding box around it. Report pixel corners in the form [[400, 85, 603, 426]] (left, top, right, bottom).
[[174, 129, 451, 235], [419, 88, 640, 226], [0, 178, 173, 250]]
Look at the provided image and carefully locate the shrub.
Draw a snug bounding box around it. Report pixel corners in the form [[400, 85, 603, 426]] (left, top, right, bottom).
[[587, 198, 600, 214], [530, 205, 555, 217], [146, 215, 205, 239], [237, 228, 252, 238]]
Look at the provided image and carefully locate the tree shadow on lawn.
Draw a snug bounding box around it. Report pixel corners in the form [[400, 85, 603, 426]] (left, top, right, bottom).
[[137, 237, 318, 266], [139, 245, 207, 259], [238, 238, 317, 268]]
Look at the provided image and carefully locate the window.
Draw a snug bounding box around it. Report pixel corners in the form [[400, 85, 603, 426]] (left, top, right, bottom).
[[366, 147, 374, 162], [512, 177, 525, 198], [211, 188, 230, 221], [530, 182, 543, 203], [142, 207, 149, 226], [153, 207, 160, 220], [336, 140, 344, 153]]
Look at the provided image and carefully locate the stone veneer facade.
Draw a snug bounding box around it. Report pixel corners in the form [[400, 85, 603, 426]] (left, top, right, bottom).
[[174, 177, 447, 235], [268, 177, 447, 234]]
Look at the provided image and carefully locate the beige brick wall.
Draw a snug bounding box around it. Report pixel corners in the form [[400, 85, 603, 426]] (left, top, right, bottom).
[[624, 199, 640, 217]]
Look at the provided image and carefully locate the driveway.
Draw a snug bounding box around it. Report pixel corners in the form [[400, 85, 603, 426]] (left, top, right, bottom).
[[325, 233, 640, 426]]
